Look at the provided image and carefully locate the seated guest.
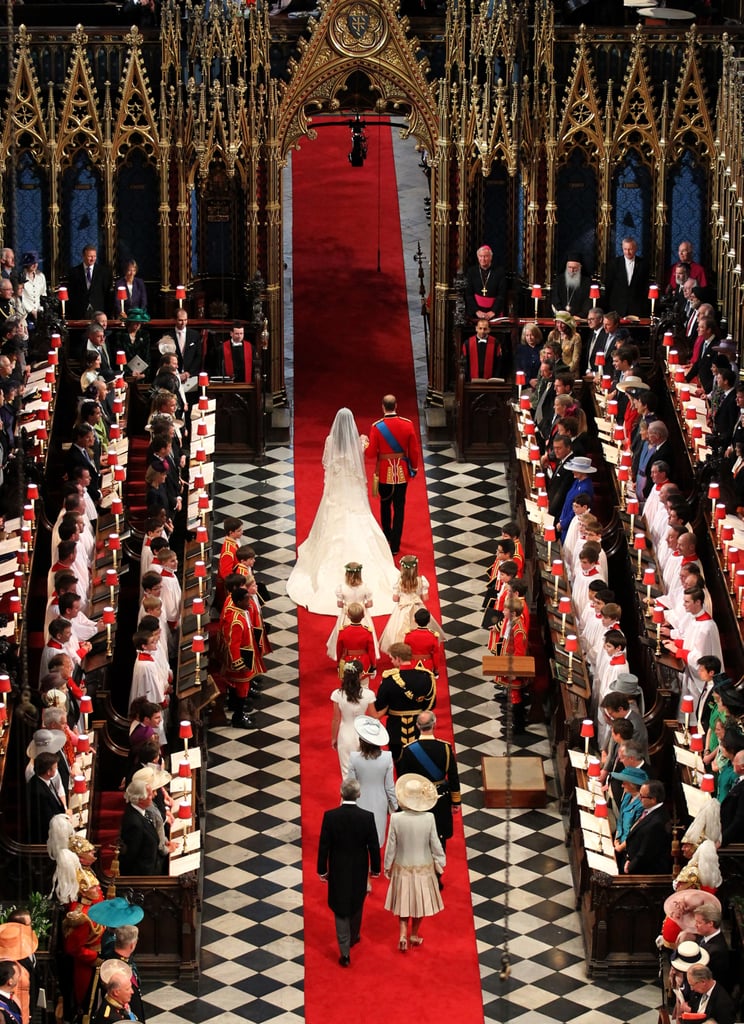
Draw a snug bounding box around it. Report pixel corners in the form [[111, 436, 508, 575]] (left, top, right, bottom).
[[461, 319, 503, 381], [623, 779, 672, 874]]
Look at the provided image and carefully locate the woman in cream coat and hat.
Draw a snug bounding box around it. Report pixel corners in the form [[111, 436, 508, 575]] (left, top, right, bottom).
[[347, 717, 397, 867], [384, 773, 445, 952]]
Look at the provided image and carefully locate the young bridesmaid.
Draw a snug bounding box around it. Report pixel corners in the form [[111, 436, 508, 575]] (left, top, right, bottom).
[[380, 555, 442, 653], [326, 562, 380, 663]]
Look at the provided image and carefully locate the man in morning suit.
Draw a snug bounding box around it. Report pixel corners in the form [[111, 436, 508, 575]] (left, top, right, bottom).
[[173, 309, 203, 378], [624, 778, 672, 873], [65, 424, 103, 505], [367, 394, 419, 556], [686, 965, 736, 1024], [464, 244, 506, 322], [375, 643, 436, 761], [583, 307, 607, 375], [720, 749, 744, 846], [604, 237, 650, 318], [67, 245, 113, 320], [317, 777, 381, 967], [713, 367, 738, 448], [694, 903, 732, 990], [397, 711, 460, 852], [119, 779, 166, 875], [547, 435, 574, 521], [27, 751, 67, 844]]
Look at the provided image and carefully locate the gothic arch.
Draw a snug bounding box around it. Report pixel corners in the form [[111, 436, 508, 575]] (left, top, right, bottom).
[[277, 0, 438, 161]]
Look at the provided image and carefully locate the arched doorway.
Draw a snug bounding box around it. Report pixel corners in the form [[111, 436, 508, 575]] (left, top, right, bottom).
[[265, 0, 441, 406]]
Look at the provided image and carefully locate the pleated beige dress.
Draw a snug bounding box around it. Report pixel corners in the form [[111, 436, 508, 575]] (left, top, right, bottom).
[[384, 809, 446, 918]]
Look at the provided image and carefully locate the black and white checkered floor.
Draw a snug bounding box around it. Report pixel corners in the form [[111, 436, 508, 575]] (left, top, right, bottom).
[[142, 448, 663, 1024]]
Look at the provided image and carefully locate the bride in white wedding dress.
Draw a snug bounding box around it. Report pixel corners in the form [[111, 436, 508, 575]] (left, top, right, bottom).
[[286, 408, 399, 616]]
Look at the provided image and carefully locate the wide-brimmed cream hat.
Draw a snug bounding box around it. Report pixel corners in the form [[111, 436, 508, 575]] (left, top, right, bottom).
[[616, 375, 649, 393], [395, 773, 438, 812], [354, 716, 389, 747], [132, 764, 172, 790]]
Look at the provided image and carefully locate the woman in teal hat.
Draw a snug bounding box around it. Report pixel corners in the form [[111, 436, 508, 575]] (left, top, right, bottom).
[[114, 307, 151, 368]]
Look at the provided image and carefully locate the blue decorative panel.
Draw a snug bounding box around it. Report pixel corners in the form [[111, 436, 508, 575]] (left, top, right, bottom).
[[15, 151, 47, 263], [191, 189, 198, 277], [516, 171, 525, 277], [556, 149, 597, 274], [668, 149, 705, 267], [482, 163, 508, 268], [116, 151, 160, 279], [612, 151, 651, 256], [62, 152, 102, 270]]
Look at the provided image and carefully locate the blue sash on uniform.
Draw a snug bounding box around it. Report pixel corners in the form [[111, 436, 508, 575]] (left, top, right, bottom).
[[376, 420, 416, 478]]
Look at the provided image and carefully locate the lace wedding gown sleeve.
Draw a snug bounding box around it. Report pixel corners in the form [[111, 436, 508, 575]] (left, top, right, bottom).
[[286, 408, 398, 615]]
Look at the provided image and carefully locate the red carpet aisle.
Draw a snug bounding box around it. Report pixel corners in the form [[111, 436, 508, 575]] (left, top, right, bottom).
[[293, 125, 484, 1022]]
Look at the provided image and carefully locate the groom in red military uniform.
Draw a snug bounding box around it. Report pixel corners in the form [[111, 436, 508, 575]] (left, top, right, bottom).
[[367, 394, 419, 556]]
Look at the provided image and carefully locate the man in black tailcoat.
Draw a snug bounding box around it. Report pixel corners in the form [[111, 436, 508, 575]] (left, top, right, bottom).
[[317, 778, 380, 968], [720, 750, 744, 846], [67, 245, 113, 320], [604, 237, 649, 317], [624, 778, 672, 873]]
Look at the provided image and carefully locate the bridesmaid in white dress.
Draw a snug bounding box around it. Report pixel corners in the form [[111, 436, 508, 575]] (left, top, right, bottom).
[[286, 408, 398, 616], [330, 663, 376, 778], [380, 555, 442, 653], [325, 562, 381, 661]]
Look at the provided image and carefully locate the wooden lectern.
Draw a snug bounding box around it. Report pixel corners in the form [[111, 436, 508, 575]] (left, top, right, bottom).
[[481, 653, 547, 808]]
